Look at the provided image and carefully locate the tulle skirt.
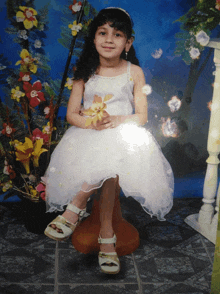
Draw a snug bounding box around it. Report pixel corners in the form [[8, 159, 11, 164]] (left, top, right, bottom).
[[44, 123, 174, 220]]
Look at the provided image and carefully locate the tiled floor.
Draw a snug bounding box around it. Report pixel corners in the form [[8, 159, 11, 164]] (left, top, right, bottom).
[[0, 197, 215, 294]]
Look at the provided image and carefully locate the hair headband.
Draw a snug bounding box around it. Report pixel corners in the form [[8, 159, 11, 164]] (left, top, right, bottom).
[[105, 7, 131, 20]]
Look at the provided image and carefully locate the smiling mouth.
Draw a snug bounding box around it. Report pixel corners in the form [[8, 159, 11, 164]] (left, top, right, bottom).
[[103, 47, 114, 49]]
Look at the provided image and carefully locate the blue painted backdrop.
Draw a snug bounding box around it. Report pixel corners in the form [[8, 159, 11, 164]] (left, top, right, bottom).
[[0, 0, 219, 198]]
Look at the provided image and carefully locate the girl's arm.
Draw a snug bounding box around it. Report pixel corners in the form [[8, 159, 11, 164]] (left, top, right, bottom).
[[107, 65, 148, 127], [66, 79, 111, 130], [66, 79, 90, 128]]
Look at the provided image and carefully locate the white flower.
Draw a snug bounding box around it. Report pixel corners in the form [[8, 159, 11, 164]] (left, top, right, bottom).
[[142, 84, 152, 95], [71, 3, 82, 12], [167, 96, 182, 112], [151, 48, 163, 59], [39, 24, 44, 31], [34, 40, 42, 48], [0, 63, 6, 70], [189, 47, 200, 59], [18, 30, 28, 40], [196, 30, 210, 46], [44, 106, 50, 115]]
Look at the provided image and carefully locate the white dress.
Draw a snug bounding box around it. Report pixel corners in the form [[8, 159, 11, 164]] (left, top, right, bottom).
[[45, 62, 174, 220]]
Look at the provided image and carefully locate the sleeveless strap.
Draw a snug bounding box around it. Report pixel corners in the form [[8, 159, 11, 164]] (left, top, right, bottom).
[[127, 61, 131, 82]]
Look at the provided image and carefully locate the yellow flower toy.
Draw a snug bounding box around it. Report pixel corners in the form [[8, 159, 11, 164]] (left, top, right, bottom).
[[82, 94, 113, 127]]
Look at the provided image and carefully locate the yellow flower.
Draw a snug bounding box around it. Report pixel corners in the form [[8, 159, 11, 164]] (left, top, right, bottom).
[[16, 6, 38, 30], [68, 21, 82, 36], [65, 77, 74, 90], [15, 49, 37, 73], [42, 122, 56, 134], [11, 86, 25, 102], [2, 181, 13, 192], [32, 139, 48, 167], [15, 137, 33, 174], [28, 185, 39, 200]]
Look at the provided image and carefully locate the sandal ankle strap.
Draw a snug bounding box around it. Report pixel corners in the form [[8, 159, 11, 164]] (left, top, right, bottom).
[[66, 203, 83, 215], [98, 234, 117, 244]]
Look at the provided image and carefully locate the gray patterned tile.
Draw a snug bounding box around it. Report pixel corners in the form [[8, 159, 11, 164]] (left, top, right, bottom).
[[0, 248, 55, 283], [58, 284, 139, 294], [0, 283, 54, 294], [134, 247, 210, 283], [58, 250, 137, 284], [142, 282, 210, 293]]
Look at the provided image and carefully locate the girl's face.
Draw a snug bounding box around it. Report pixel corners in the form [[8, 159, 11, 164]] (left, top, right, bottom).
[[94, 22, 133, 61]]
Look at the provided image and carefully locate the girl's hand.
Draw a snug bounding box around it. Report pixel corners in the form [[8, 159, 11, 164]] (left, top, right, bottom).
[[92, 115, 120, 130]]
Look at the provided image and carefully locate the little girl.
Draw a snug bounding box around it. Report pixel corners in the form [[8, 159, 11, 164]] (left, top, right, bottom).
[[44, 7, 174, 274]]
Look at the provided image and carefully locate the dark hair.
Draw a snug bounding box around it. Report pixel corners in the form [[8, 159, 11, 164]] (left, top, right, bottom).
[[74, 8, 139, 82]]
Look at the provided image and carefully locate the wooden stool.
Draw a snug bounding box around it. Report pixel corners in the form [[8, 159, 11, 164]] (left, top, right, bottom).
[[71, 179, 140, 256]]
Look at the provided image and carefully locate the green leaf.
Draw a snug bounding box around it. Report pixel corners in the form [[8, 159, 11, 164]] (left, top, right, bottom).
[[84, 5, 90, 16]]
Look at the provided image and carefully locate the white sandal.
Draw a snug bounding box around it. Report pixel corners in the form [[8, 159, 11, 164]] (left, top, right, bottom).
[[44, 203, 89, 241], [98, 234, 120, 274]]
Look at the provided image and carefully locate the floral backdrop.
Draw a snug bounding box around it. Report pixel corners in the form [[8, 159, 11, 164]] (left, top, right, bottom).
[[0, 0, 220, 202]]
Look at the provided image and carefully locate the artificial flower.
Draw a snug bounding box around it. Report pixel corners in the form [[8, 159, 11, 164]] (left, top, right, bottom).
[[17, 30, 28, 40], [11, 86, 25, 102], [3, 160, 16, 179], [2, 180, 13, 192], [216, 0, 220, 10], [69, 0, 82, 13], [27, 185, 39, 200], [32, 138, 48, 167], [142, 84, 152, 95], [68, 20, 83, 36], [196, 30, 210, 46], [82, 94, 113, 126], [189, 47, 200, 59], [1, 123, 16, 137], [15, 49, 37, 73], [44, 106, 50, 118], [42, 122, 56, 134], [15, 137, 34, 174], [65, 77, 74, 90], [23, 81, 45, 107], [18, 72, 31, 82], [167, 96, 182, 112], [36, 181, 46, 201], [16, 6, 38, 30], [32, 128, 49, 143], [34, 40, 42, 48]]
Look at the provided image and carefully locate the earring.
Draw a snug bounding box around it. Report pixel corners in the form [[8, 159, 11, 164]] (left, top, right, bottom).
[[125, 51, 128, 60]]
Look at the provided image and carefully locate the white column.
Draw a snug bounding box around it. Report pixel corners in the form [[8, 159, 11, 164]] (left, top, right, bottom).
[[185, 39, 220, 244]]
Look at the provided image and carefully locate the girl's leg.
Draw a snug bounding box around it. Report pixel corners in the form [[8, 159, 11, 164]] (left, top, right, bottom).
[[52, 189, 94, 232], [99, 177, 118, 253]]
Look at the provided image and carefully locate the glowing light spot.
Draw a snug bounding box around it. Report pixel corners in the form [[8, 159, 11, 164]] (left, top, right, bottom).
[[161, 117, 179, 138], [119, 123, 149, 151], [167, 96, 182, 112]]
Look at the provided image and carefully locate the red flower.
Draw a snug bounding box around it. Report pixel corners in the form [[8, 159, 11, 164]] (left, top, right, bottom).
[[1, 123, 16, 137], [3, 161, 16, 179], [23, 81, 45, 107], [18, 72, 31, 82], [32, 128, 49, 143], [69, 0, 82, 14], [36, 182, 46, 201]]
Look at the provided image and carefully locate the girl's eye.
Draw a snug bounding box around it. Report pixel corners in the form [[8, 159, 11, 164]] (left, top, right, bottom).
[[100, 32, 106, 35], [115, 33, 122, 37]]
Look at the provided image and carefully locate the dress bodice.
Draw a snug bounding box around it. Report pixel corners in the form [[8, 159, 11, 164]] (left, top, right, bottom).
[[83, 61, 134, 116]]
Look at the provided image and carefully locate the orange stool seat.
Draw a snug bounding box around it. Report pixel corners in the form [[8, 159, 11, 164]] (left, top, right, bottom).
[[71, 182, 140, 256]]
